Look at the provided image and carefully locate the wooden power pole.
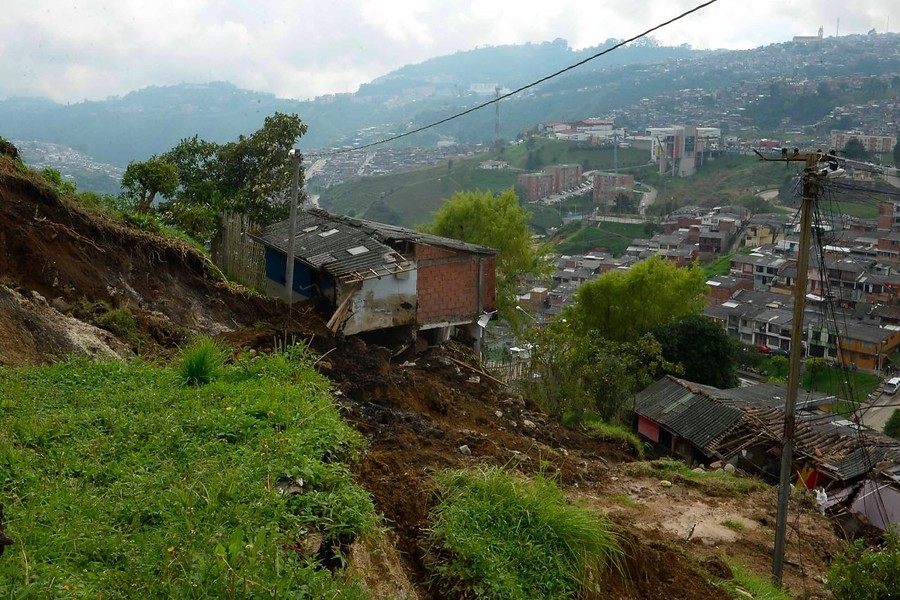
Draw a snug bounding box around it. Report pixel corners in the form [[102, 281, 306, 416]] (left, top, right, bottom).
[[755, 148, 827, 585]]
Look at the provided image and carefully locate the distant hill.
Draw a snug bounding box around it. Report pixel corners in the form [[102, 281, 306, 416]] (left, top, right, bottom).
[[0, 38, 708, 169], [2, 33, 898, 188]]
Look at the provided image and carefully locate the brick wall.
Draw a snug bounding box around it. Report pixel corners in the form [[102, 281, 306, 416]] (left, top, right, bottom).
[[416, 244, 496, 326]]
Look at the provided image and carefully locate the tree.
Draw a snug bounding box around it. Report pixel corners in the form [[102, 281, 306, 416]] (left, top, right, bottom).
[[568, 256, 708, 343], [526, 323, 675, 424], [426, 188, 551, 315], [652, 314, 738, 388], [885, 409, 900, 440], [156, 113, 307, 239], [843, 138, 872, 161], [120, 156, 179, 213]]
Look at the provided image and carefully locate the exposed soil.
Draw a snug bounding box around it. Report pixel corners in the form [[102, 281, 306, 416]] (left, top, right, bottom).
[[0, 152, 843, 598]]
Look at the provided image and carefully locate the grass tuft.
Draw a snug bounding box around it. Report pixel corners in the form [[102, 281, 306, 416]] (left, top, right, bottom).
[[427, 466, 624, 599], [177, 336, 227, 386], [582, 415, 645, 459], [717, 562, 791, 600]]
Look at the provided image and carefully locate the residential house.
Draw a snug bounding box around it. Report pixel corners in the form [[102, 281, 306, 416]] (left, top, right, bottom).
[[252, 209, 497, 343], [635, 376, 900, 531]]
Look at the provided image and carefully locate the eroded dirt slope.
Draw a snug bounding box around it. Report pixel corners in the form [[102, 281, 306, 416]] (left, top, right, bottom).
[[0, 153, 842, 598]]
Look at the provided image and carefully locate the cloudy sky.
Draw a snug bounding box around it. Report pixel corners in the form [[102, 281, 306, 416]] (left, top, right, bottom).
[[1, 0, 896, 103]]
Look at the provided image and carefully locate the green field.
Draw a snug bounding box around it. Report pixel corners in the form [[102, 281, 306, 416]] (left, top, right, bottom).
[[317, 139, 648, 228], [555, 221, 650, 256]]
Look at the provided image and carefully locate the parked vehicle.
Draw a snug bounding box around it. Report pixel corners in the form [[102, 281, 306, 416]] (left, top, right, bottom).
[[756, 344, 772, 354], [884, 377, 900, 395]]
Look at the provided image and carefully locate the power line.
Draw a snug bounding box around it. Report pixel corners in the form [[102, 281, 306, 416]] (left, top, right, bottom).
[[306, 0, 721, 158]]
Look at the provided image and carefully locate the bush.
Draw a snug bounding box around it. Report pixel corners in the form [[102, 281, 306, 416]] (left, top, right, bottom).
[[427, 466, 624, 599], [827, 533, 900, 599], [177, 337, 226, 387], [884, 409, 900, 440]]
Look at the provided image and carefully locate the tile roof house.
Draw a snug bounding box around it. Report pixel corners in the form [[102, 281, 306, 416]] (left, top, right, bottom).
[[252, 209, 497, 340], [635, 376, 900, 531]]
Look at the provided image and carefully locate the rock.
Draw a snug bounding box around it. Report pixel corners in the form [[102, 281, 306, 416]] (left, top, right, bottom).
[[692, 467, 705, 473], [467, 375, 481, 384], [723, 463, 737, 474], [458, 444, 472, 456], [494, 410, 503, 418], [710, 461, 723, 470], [522, 419, 536, 430], [50, 297, 73, 313], [659, 480, 673, 488]]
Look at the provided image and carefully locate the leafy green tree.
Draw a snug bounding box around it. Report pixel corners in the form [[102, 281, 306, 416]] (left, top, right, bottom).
[[120, 156, 179, 213], [40, 167, 77, 195], [842, 138, 872, 161], [885, 409, 900, 440], [156, 112, 307, 239], [652, 314, 738, 388], [426, 188, 551, 316], [214, 112, 307, 223], [568, 256, 707, 343], [526, 324, 676, 424]]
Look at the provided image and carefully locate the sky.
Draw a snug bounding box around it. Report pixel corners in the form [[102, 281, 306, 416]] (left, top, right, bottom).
[[1, 0, 896, 104]]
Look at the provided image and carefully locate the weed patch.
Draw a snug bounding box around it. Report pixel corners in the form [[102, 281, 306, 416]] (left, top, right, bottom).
[[426, 466, 624, 599]]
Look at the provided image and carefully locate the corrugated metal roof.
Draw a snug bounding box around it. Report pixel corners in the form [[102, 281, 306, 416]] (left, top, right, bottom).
[[251, 209, 496, 283], [635, 378, 744, 452], [637, 376, 900, 481]]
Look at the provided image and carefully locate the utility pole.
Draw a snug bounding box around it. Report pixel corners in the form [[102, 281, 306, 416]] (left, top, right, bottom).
[[755, 148, 825, 585], [285, 149, 302, 307], [494, 85, 501, 144]]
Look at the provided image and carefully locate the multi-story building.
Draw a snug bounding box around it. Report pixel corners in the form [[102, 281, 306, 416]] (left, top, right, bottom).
[[830, 131, 897, 155]]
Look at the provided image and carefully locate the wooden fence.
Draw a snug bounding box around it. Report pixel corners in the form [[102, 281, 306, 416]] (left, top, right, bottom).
[[485, 358, 531, 383], [211, 213, 266, 291]]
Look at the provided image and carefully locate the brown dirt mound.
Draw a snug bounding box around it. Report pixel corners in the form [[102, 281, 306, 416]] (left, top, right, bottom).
[[0, 155, 843, 598]]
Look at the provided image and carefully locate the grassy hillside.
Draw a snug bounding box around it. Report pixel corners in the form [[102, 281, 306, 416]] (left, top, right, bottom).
[[555, 221, 651, 256], [0, 344, 376, 596], [318, 140, 648, 228], [644, 155, 796, 211]]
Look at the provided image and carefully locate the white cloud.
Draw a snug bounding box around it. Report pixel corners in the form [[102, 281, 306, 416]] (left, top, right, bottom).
[[0, 0, 896, 102]]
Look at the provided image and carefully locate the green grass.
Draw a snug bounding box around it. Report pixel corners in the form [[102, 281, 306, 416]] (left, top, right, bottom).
[[623, 459, 765, 498], [717, 562, 791, 600], [0, 345, 376, 597], [555, 221, 649, 256], [721, 519, 745, 532], [582, 415, 645, 459], [606, 495, 641, 510], [426, 466, 624, 599], [703, 254, 733, 278], [177, 336, 227, 387], [802, 366, 882, 404], [318, 139, 648, 228]]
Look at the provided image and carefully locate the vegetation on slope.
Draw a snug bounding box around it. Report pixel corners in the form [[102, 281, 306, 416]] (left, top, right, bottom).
[[0, 343, 376, 597], [426, 466, 624, 599]]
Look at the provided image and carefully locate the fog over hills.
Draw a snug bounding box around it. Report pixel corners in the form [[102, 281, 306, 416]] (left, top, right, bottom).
[[3, 33, 898, 193]]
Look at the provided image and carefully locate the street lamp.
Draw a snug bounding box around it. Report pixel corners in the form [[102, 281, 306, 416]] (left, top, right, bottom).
[[516, 305, 538, 324]]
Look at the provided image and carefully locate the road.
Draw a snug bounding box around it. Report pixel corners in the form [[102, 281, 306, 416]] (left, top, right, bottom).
[[860, 389, 897, 432]]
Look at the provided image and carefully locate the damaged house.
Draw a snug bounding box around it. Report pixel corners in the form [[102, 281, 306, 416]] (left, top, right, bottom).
[[635, 376, 900, 533], [252, 209, 497, 343]]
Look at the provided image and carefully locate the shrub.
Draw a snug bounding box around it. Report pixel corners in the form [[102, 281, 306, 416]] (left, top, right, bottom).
[[827, 533, 900, 599], [427, 466, 624, 599], [177, 337, 226, 387], [582, 415, 645, 459]]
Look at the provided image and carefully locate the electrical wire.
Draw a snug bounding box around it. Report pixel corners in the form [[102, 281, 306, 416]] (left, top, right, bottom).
[[304, 0, 721, 159]]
